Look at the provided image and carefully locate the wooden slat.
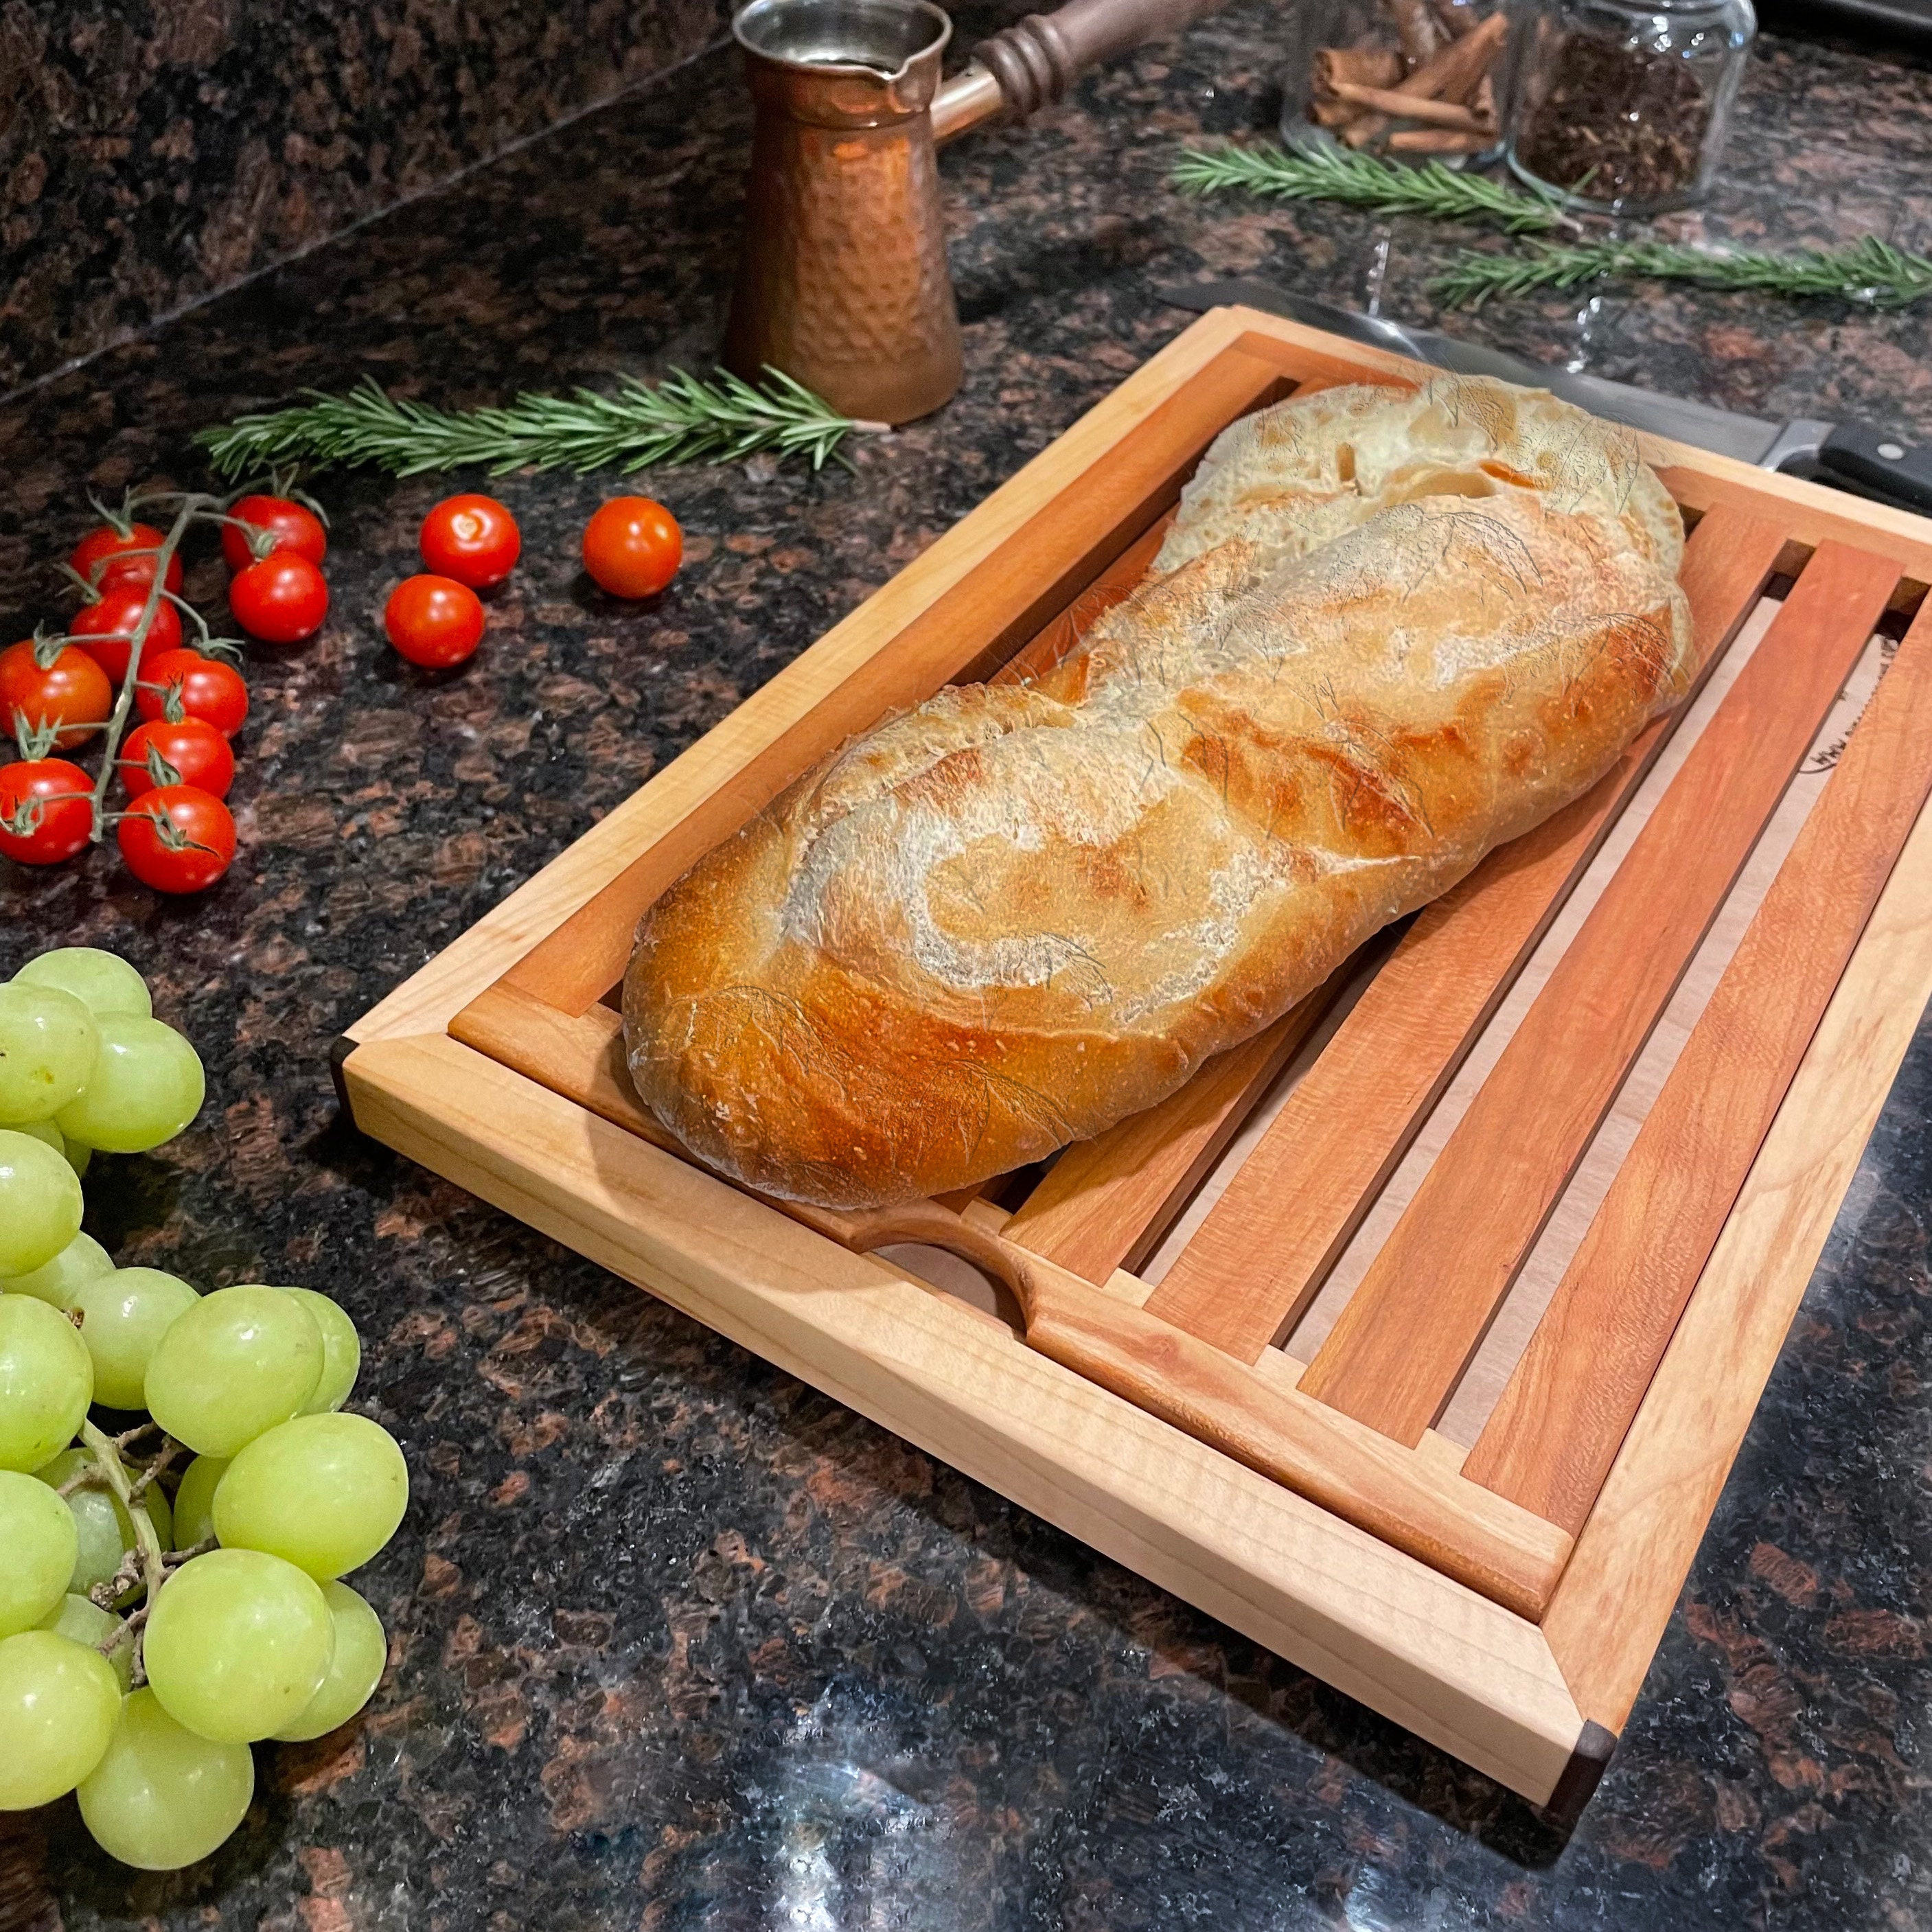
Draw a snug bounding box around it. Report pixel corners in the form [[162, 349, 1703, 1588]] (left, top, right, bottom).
[[344, 1025, 1590, 1799], [980, 516, 1171, 690], [1004, 972, 1347, 1283], [1298, 541, 1900, 1445], [1466, 598, 1932, 1528], [1659, 463, 1932, 616], [1022, 1265, 1572, 1620], [1228, 325, 1423, 398], [1543, 790, 1932, 1730], [934, 1182, 996, 1213], [453, 985, 1005, 1263], [497, 342, 1296, 1018], [451, 982, 679, 1149], [1145, 509, 1787, 1359]]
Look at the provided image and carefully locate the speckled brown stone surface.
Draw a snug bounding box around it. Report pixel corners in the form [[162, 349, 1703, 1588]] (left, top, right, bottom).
[[0, 0, 731, 394], [3, 5, 1932, 1926]]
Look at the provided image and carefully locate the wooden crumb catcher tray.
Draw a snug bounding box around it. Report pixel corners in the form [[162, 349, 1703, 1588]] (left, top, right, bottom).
[[336, 310, 1932, 1821]]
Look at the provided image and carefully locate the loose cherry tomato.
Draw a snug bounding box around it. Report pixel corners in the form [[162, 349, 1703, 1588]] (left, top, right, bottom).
[[419, 494, 520, 589], [582, 496, 682, 600], [220, 495, 327, 573], [116, 784, 235, 895], [69, 588, 183, 686], [136, 650, 250, 739], [229, 553, 328, 645], [384, 574, 483, 668], [0, 639, 111, 750], [119, 716, 235, 802], [0, 758, 93, 864], [69, 522, 183, 595]]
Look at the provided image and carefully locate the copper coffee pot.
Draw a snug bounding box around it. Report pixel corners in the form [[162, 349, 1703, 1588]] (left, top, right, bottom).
[[723, 0, 1217, 424]]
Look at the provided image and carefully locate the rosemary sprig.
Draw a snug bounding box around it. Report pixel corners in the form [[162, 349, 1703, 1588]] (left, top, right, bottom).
[[195, 368, 868, 481], [1434, 233, 1932, 310], [1172, 140, 1562, 235]]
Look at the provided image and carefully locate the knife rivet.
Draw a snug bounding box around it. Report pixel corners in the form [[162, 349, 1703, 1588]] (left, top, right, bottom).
[[1878, 441, 1906, 461]]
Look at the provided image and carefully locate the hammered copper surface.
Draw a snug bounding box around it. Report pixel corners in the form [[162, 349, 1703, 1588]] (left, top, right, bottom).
[[720, 0, 1213, 422], [724, 0, 964, 422]]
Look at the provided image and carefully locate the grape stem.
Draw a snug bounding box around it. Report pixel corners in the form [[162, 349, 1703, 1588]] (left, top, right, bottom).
[[126, 1436, 182, 1502], [80, 1418, 167, 1614], [89, 1546, 143, 1612], [80, 496, 200, 845], [73, 1427, 202, 1686], [97, 1618, 138, 1666]]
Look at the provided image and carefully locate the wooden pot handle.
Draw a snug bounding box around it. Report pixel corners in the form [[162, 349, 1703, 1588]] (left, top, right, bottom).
[[932, 0, 1221, 141], [982, 0, 1220, 117]]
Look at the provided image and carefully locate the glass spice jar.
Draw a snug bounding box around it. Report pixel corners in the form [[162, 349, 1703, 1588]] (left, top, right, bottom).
[[1281, 0, 1510, 167], [1502, 0, 1756, 214]]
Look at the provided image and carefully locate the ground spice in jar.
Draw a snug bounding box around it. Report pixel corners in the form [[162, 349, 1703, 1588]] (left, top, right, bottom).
[[1515, 32, 1707, 203]]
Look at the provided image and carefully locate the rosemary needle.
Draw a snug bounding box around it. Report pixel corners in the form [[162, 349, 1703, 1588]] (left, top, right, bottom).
[[194, 367, 867, 481], [1434, 233, 1932, 310], [1171, 140, 1563, 235]]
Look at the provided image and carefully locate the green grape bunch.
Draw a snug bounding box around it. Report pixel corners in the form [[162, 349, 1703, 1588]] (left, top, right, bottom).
[[0, 947, 409, 1871]]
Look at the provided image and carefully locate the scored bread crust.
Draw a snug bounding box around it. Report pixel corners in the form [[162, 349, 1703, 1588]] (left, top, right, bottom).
[[623, 376, 1695, 1209]]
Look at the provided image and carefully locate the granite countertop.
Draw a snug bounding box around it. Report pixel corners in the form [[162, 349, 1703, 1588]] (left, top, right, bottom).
[[3, 5, 1931, 1927]]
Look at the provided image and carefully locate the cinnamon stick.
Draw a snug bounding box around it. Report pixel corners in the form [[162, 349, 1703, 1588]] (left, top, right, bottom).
[[1311, 96, 1369, 128], [1309, 3, 1506, 150], [1311, 43, 1406, 131], [1313, 45, 1405, 93], [1328, 80, 1495, 130], [1388, 127, 1494, 152], [1388, 0, 1446, 63], [1393, 10, 1508, 105]]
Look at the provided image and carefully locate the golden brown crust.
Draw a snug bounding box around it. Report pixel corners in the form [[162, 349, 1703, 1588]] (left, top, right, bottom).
[[623, 378, 1695, 1208]]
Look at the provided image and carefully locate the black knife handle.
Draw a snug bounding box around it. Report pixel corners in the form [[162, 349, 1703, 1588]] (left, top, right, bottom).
[[1813, 421, 1932, 518]]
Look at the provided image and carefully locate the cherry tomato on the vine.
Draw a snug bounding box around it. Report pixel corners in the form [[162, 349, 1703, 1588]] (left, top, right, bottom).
[[69, 522, 183, 595], [115, 784, 235, 895], [582, 496, 682, 600], [221, 495, 327, 573], [69, 588, 183, 686], [419, 494, 520, 589], [119, 716, 235, 802], [136, 650, 249, 739], [384, 574, 483, 668], [230, 553, 328, 645], [0, 758, 93, 865], [0, 639, 112, 750]]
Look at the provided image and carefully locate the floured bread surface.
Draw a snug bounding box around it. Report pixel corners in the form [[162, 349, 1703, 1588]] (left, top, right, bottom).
[[623, 376, 1695, 1208]]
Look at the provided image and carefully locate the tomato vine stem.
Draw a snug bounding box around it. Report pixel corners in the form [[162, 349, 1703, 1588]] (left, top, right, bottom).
[[80, 496, 203, 842]]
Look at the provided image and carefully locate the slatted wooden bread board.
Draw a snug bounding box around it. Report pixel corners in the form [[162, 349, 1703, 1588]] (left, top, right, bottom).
[[336, 309, 1932, 1819]]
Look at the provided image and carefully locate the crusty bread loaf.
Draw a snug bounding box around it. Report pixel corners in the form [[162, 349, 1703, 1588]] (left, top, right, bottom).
[[623, 376, 1694, 1208]]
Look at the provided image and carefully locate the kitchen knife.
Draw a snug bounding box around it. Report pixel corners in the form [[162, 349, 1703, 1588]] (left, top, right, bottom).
[[1160, 278, 1932, 517]]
